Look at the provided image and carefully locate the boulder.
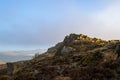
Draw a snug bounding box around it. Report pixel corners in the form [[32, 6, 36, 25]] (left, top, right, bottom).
[[61, 46, 75, 54], [115, 44, 120, 58], [47, 42, 64, 56], [33, 70, 39, 78], [7, 63, 14, 75]]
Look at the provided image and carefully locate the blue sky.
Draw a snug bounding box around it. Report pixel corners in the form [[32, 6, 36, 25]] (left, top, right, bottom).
[[0, 0, 120, 60]]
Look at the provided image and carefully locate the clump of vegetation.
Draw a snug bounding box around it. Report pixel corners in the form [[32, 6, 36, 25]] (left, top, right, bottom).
[[79, 51, 103, 66], [54, 76, 71, 80], [104, 52, 117, 62], [0, 75, 11, 80]]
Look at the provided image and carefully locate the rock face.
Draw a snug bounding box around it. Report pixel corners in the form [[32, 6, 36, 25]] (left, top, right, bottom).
[[63, 34, 78, 45]]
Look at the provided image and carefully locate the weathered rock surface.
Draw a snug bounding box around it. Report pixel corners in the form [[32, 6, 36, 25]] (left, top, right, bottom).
[[61, 46, 75, 54]]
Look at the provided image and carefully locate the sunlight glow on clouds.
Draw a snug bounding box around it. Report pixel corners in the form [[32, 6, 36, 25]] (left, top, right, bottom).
[[0, 0, 120, 62], [91, 1, 120, 39], [0, 0, 120, 50]]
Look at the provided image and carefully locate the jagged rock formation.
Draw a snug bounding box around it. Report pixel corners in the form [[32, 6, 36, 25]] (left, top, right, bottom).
[[1, 33, 120, 80]]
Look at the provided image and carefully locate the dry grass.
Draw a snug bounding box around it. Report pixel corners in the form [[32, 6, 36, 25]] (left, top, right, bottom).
[[54, 76, 71, 80]]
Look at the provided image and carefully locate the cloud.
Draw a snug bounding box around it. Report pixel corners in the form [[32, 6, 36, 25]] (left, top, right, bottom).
[[0, 49, 46, 62], [0, 0, 120, 51], [90, 1, 120, 40], [1, 49, 46, 57], [1, 0, 120, 62]]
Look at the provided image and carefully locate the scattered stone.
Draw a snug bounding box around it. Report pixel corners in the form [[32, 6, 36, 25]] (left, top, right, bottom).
[[33, 70, 39, 78]]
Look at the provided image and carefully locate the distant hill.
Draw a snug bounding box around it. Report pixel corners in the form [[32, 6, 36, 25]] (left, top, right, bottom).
[[0, 61, 5, 64], [0, 49, 46, 62], [1, 33, 120, 80]]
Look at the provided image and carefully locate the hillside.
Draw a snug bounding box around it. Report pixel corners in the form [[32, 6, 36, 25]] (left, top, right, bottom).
[[1, 33, 120, 80]]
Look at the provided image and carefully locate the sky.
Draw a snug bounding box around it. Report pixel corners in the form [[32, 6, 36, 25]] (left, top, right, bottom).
[[0, 0, 120, 61]]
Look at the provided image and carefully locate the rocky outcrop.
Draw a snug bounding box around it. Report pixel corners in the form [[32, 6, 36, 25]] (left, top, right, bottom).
[[1, 33, 120, 80], [63, 34, 79, 45]]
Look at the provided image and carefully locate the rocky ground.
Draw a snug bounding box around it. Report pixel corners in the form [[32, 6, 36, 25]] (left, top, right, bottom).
[[1, 33, 120, 80]]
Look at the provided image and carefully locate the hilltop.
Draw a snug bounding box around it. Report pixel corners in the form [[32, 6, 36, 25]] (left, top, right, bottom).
[[1, 33, 120, 80]]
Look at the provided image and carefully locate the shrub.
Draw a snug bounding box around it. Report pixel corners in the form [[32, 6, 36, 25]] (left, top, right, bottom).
[[79, 52, 103, 66], [0, 75, 10, 80], [104, 52, 117, 62], [54, 76, 71, 80]]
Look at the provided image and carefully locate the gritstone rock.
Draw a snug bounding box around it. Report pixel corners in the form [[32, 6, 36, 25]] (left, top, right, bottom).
[[115, 44, 120, 58], [7, 63, 14, 75], [61, 46, 75, 54]]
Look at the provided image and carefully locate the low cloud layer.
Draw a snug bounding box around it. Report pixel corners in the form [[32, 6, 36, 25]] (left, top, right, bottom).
[[0, 49, 46, 62]]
